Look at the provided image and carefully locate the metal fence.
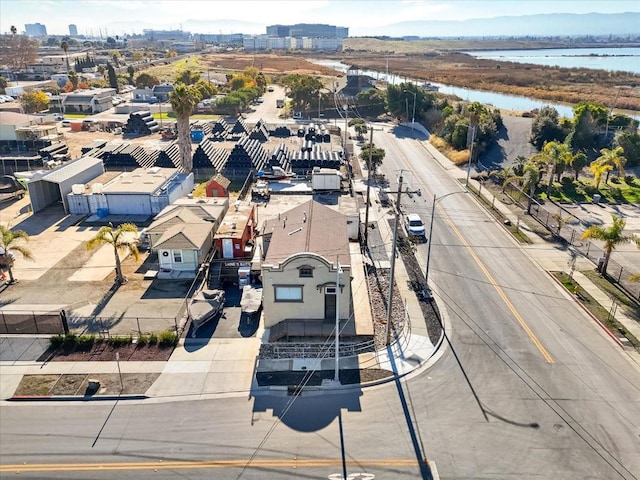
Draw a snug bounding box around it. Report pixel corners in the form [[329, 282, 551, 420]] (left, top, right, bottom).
[[0, 310, 67, 335], [505, 186, 640, 302]]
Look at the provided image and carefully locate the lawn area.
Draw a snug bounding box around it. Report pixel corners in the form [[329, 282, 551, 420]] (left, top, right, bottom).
[[547, 177, 640, 205]]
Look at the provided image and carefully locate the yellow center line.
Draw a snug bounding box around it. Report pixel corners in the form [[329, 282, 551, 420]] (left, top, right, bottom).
[[443, 209, 555, 364], [0, 458, 419, 472]]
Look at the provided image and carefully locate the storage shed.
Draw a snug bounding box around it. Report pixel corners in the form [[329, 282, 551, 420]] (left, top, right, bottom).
[[66, 166, 194, 216], [27, 156, 105, 213]]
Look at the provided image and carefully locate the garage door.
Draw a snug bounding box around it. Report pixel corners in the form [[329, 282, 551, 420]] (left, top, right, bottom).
[[106, 195, 151, 215]]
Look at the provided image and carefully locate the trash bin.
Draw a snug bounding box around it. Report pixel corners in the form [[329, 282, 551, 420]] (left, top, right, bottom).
[[592, 194, 601, 204]]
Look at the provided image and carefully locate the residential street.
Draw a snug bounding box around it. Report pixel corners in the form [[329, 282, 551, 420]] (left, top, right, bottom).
[[1, 125, 639, 480]]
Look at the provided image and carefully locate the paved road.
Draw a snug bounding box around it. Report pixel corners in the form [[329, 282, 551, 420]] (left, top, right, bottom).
[[1, 126, 639, 480]]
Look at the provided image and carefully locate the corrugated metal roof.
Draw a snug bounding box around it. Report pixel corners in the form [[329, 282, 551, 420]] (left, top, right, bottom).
[[39, 156, 103, 183]]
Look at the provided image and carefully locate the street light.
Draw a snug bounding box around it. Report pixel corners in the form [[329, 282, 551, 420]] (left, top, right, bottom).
[[424, 191, 468, 298], [403, 89, 417, 126]]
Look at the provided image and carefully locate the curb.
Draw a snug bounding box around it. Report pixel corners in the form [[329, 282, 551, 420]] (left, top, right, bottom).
[[8, 394, 148, 402], [545, 270, 625, 348]]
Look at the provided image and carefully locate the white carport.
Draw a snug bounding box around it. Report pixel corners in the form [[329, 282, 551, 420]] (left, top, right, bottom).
[[27, 156, 105, 213]]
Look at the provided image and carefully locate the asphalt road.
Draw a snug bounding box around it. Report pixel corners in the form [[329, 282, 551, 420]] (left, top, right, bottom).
[[1, 126, 639, 480]]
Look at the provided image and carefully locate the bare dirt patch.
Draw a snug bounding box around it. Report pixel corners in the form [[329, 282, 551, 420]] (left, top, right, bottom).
[[13, 373, 160, 397], [202, 53, 340, 77]]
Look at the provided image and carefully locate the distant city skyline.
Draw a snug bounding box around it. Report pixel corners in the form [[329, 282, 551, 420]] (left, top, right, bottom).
[[1, 0, 639, 37]]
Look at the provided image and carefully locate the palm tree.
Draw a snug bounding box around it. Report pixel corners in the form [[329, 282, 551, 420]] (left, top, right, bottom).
[[0, 225, 34, 284], [596, 146, 626, 184], [569, 152, 588, 181], [581, 214, 636, 276], [521, 163, 540, 214], [60, 41, 70, 70], [589, 159, 612, 191], [67, 70, 78, 90], [10, 25, 17, 36], [169, 83, 202, 172], [534, 141, 572, 197], [86, 223, 140, 285]]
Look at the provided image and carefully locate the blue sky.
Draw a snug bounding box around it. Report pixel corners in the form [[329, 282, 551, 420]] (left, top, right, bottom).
[[1, 0, 638, 36]]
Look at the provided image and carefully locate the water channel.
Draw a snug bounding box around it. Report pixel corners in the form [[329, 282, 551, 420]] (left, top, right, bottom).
[[311, 58, 639, 120]]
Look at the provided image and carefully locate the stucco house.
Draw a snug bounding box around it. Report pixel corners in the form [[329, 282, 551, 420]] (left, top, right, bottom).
[[260, 200, 351, 332]]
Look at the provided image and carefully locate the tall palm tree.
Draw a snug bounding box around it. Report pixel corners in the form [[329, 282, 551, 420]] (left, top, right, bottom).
[[60, 40, 70, 70], [0, 225, 34, 284], [520, 163, 540, 214], [169, 83, 202, 172], [534, 141, 572, 197], [596, 146, 626, 184], [581, 214, 636, 276], [10, 25, 17, 36], [86, 223, 139, 285]]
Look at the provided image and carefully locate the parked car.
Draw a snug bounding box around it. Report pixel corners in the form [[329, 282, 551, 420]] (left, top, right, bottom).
[[54, 114, 64, 121], [267, 86, 274, 92], [404, 213, 426, 239], [61, 120, 71, 127]]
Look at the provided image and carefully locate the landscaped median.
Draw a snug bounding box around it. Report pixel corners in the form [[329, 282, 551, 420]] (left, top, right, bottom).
[[551, 271, 640, 349], [8, 332, 178, 401]]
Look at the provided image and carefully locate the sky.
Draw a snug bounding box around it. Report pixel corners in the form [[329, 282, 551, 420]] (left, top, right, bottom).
[[1, 0, 638, 36]]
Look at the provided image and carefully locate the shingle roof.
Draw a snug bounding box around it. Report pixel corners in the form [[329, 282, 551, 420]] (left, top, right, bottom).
[[263, 200, 350, 266], [154, 223, 213, 250]]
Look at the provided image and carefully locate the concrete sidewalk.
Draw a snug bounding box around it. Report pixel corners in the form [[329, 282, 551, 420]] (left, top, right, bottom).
[[2, 131, 639, 403]]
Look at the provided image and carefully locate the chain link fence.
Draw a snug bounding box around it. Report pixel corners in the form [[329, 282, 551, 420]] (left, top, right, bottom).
[[0, 310, 68, 334], [505, 184, 640, 302]]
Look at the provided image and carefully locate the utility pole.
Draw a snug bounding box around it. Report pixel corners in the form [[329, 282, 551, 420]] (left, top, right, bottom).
[[465, 125, 477, 187], [364, 124, 374, 248], [343, 104, 349, 161], [386, 171, 404, 346], [318, 91, 321, 119]]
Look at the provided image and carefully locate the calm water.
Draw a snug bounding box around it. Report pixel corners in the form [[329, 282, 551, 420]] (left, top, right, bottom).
[[311, 53, 639, 120], [465, 47, 640, 74]]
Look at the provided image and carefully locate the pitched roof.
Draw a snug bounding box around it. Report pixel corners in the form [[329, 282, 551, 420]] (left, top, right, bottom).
[[0, 111, 40, 126], [36, 156, 103, 183], [263, 200, 350, 266], [146, 208, 204, 233], [154, 223, 213, 249], [209, 173, 231, 189]]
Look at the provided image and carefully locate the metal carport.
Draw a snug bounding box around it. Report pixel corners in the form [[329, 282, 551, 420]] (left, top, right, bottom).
[[27, 156, 105, 213]]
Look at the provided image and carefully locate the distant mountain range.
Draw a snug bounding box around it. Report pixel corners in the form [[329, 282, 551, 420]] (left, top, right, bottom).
[[354, 13, 640, 38], [104, 12, 639, 38]]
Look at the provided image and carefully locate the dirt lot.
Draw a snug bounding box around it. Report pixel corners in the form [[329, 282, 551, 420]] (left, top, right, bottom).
[[13, 372, 160, 397]]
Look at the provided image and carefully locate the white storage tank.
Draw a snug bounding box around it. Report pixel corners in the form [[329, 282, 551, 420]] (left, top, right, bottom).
[[91, 183, 104, 194], [71, 184, 84, 195]]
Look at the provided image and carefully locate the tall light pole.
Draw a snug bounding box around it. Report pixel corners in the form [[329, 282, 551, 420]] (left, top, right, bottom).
[[403, 89, 417, 126], [424, 190, 467, 298], [334, 256, 342, 384]]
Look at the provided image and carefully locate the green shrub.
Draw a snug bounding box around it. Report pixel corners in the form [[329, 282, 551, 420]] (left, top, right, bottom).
[[137, 335, 148, 347], [158, 331, 178, 347], [149, 333, 158, 345], [108, 336, 130, 347], [560, 176, 573, 186], [50, 334, 64, 348], [63, 333, 77, 347], [76, 335, 95, 350]]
